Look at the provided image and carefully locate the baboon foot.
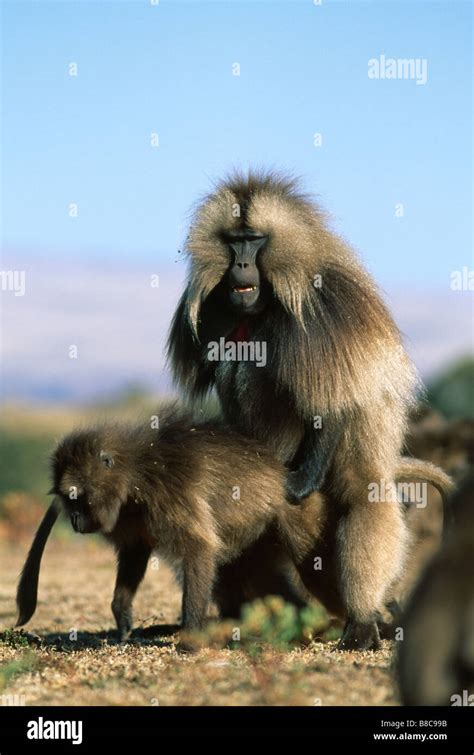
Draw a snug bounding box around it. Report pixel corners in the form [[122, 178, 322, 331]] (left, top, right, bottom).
[[336, 618, 381, 651]]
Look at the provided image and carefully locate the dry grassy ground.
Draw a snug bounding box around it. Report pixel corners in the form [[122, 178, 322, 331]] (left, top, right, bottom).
[[0, 538, 399, 707], [2, 405, 469, 707]]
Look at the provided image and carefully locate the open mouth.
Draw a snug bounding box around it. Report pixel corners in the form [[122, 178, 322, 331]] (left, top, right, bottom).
[[232, 285, 258, 294]]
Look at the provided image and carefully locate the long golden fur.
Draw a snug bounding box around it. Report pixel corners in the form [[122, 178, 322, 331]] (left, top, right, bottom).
[[167, 169, 433, 649]]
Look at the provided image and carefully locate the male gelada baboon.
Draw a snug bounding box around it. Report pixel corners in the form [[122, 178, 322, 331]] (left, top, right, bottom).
[[398, 473, 474, 705], [167, 169, 426, 649], [16, 413, 451, 644]]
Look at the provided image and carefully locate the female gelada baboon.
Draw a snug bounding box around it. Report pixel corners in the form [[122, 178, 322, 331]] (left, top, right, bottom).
[[167, 169, 422, 650], [16, 413, 326, 640]]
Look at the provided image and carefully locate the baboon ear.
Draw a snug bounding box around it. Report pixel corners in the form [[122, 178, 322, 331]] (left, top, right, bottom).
[[100, 450, 115, 469]]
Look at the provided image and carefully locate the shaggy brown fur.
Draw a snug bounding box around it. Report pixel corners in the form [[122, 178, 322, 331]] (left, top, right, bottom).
[[16, 412, 326, 638], [16, 411, 454, 648], [167, 169, 423, 649], [398, 472, 474, 705]]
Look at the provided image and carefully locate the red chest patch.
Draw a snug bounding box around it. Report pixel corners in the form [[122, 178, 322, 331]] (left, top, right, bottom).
[[227, 320, 250, 343]]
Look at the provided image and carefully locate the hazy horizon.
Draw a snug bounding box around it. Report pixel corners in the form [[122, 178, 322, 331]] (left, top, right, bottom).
[[1, 1, 472, 403], [1, 253, 472, 404]]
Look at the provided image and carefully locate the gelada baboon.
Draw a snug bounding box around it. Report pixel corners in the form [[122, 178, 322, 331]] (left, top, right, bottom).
[[167, 169, 428, 649], [16, 413, 325, 639], [398, 472, 474, 705], [16, 412, 453, 647]]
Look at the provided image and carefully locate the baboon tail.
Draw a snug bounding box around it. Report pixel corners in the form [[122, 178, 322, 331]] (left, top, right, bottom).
[[15, 499, 61, 627], [396, 457, 455, 539]]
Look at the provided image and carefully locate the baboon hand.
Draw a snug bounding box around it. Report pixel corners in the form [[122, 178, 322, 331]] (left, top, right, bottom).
[[285, 420, 340, 504], [285, 467, 319, 504]]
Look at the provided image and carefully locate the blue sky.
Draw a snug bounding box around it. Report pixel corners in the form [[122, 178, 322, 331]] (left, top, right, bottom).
[[2, 0, 472, 281], [0, 0, 472, 401]]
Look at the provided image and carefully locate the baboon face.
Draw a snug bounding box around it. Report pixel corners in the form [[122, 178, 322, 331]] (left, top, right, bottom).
[[184, 173, 324, 330], [220, 228, 269, 314], [61, 489, 109, 534], [52, 436, 126, 534]]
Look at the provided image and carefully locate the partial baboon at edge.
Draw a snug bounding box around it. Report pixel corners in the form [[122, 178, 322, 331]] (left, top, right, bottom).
[[167, 169, 428, 648], [398, 473, 474, 706], [16, 411, 454, 647], [398, 412, 474, 596]]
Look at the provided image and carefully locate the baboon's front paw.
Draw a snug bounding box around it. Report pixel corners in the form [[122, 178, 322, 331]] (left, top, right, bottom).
[[336, 619, 381, 651], [285, 469, 316, 504], [112, 606, 133, 644], [118, 627, 132, 644]]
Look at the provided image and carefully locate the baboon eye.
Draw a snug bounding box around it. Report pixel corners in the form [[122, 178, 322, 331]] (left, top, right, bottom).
[[100, 451, 115, 469]]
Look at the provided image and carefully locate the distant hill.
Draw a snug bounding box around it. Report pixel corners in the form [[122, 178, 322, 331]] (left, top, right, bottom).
[[427, 357, 474, 419]]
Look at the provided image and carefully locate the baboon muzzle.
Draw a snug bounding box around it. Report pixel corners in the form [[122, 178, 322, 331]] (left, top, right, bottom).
[[226, 232, 267, 308]]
